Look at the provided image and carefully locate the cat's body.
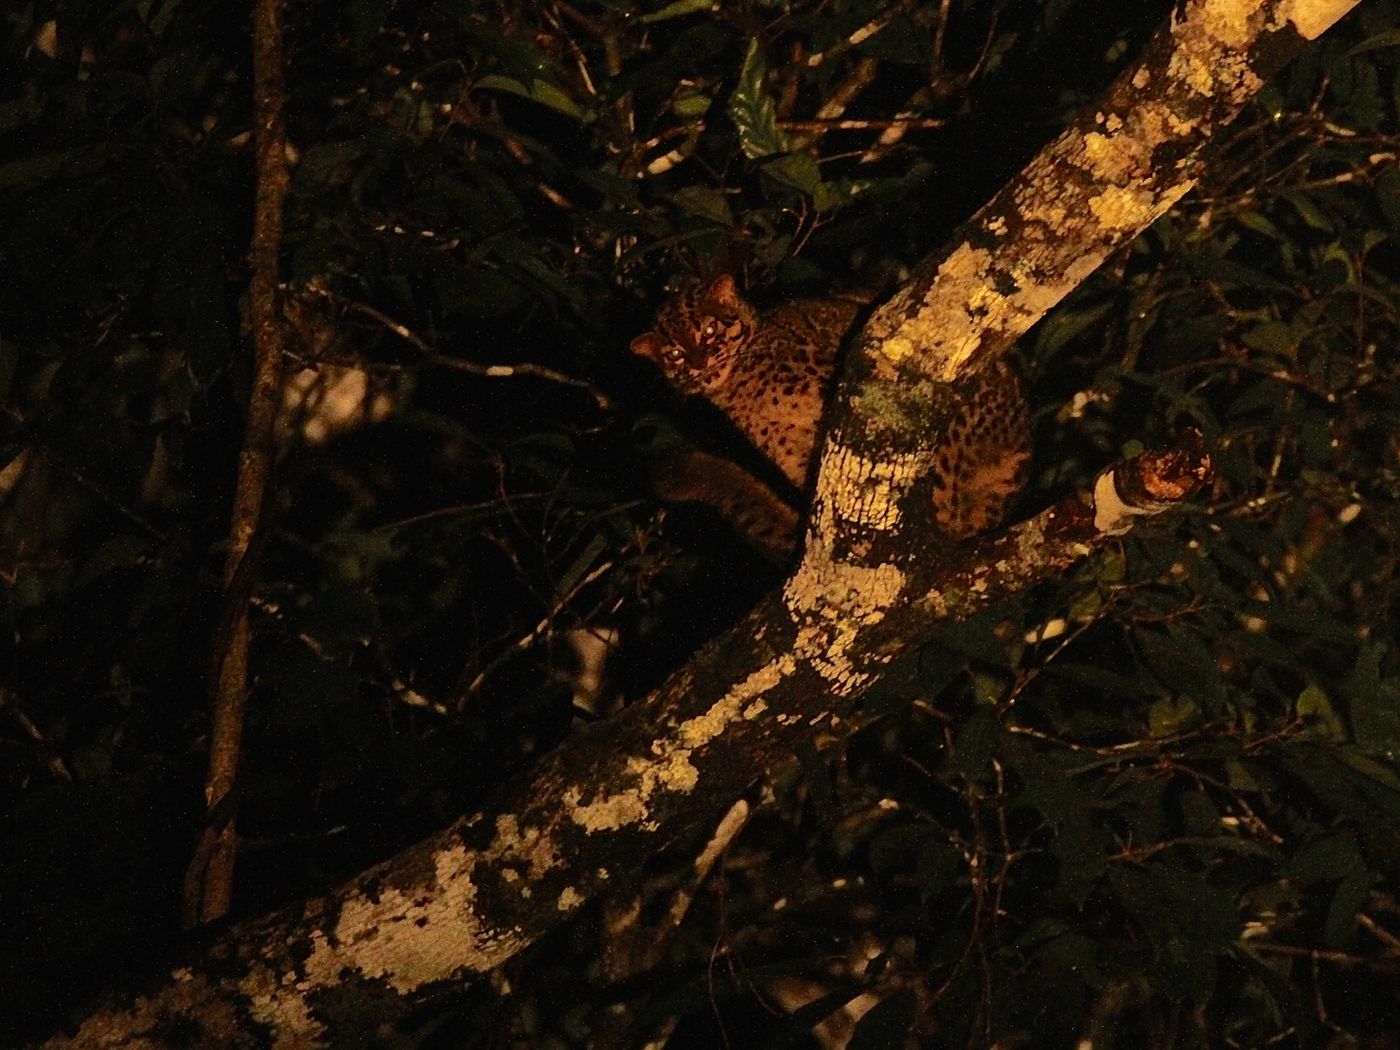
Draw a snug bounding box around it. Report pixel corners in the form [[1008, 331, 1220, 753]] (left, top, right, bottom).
[[632, 275, 861, 490], [632, 275, 1028, 557]]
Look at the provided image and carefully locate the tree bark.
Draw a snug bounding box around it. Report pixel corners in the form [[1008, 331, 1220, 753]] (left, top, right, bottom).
[[41, 0, 1364, 1045]]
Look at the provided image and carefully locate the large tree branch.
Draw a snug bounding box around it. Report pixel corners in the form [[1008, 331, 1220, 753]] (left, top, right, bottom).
[[41, 0, 1360, 1045], [42, 438, 1212, 1050]]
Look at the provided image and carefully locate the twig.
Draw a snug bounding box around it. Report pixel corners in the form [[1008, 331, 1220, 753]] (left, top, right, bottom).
[[307, 289, 612, 409], [1, 689, 73, 781], [1357, 912, 1400, 955], [1, 407, 166, 542], [462, 560, 614, 702], [788, 57, 879, 152]]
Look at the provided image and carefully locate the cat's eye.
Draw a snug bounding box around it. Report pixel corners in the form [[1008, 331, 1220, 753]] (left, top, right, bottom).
[[702, 322, 717, 337], [664, 347, 685, 363]]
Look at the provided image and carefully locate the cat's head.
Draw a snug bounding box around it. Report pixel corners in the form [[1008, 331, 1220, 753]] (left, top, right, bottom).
[[630, 274, 757, 393]]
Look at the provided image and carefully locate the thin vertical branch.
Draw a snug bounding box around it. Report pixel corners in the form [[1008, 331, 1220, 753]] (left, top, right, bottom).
[[182, 0, 289, 928]]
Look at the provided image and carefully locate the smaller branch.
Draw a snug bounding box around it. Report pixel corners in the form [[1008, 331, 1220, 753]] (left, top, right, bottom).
[[184, 0, 290, 929], [671, 799, 751, 933], [927, 432, 1213, 617], [1092, 429, 1213, 536], [1356, 912, 1400, 955], [777, 117, 946, 132], [601, 799, 752, 983], [1250, 942, 1400, 974], [431, 356, 611, 409], [806, 5, 903, 68]]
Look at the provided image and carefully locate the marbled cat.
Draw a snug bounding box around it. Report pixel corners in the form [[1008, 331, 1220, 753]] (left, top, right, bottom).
[[631, 274, 1029, 560]]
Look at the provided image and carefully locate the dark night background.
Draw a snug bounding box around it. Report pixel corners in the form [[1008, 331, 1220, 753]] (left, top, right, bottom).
[[3, 0, 1400, 1045]]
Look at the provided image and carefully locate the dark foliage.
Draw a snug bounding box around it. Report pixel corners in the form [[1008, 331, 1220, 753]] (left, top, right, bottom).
[[2, 0, 1399, 1045]]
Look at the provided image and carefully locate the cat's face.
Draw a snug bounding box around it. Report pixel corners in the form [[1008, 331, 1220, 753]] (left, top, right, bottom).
[[630, 274, 757, 393]]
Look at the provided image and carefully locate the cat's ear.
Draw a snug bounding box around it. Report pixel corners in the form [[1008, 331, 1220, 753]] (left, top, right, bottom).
[[706, 274, 742, 311], [630, 332, 663, 359]]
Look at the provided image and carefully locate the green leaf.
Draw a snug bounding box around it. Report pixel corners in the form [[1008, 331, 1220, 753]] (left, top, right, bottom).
[[671, 90, 712, 119], [954, 707, 999, 778], [1224, 758, 1262, 792], [760, 152, 819, 192], [760, 152, 829, 202], [1347, 27, 1400, 55], [0, 92, 43, 135], [727, 40, 787, 159], [1035, 298, 1115, 358], [1241, 320, 1296, 358], [1052, 824, 1111, 907], [1148, 695, 1200, 736], [1234, 209, 1284, 239], [1180, 790, 1219, 836], [639, 0, 713, 23], [1348, 642, 1400, 757], [672, 185, 733, 225], [1288, 833, 1363, 885], [473, 75, 590, 122], [1281, 190, 1334, 232], [76, 536, 152, 589], [1322, 868, 1370, 948], [1051, 661, 1153, 701], [556, 534, 609, 600], [1005, 745, 1096, 827], [1296, 684, 1347, 742], [868, 824, 933, 875]]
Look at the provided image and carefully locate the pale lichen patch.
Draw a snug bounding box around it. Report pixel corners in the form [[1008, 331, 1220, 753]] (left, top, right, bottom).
[[1088, 185, 1158, 229], [637, 749, 701, 793], [795, 618, 870, 690], [784, 557, 906, 622], [880, 335, 915, 366], [680, 656, 792, 748], [491, 815, 561, 881], [813, 448, 920, 534], [1082, 130, 1146, 185], [1169, 1, 1265, 101], [553, 659, 796, 836], [566, 783, 650, 832], [295, 841, 523, 995], [1281, 0, 1361, 39], [784, 549, 906, 689], [243, 966, 325, 1048], [1168, 49, 1221, 97], [1009, 274, 1079, 322], [870, 241, 997, 380], [1197, 0, 1256, 47]]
